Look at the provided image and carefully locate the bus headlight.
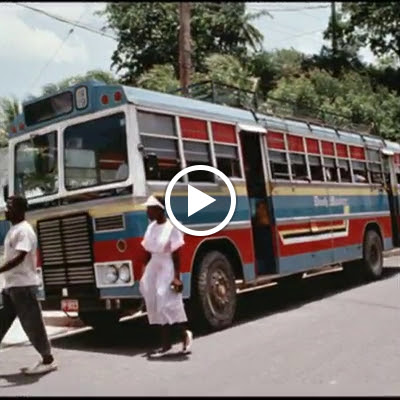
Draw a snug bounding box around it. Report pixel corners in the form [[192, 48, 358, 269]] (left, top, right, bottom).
[[106, 265, 118, 284], [94, 261, 134, 288], [119, 263, 131, 283]]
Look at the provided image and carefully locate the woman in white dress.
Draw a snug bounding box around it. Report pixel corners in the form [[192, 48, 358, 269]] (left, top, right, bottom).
[[140, 195, 193, 357]]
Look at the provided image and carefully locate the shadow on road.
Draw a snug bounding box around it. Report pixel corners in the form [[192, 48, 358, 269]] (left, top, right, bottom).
[[50, 266, 400, 358], [0, 372, 43, 388]]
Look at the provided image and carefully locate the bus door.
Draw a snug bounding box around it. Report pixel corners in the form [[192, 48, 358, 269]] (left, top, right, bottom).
[[239, 131, 276, 275], [383, 152, 400, 247]]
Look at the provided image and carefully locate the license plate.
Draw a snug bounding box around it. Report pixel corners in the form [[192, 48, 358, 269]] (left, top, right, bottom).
[[61, 299, 79, 312]]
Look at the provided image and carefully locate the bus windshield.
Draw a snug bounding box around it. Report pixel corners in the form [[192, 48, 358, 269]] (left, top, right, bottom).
[[64, 112, 129, 191], [14, 131, 58, 199]]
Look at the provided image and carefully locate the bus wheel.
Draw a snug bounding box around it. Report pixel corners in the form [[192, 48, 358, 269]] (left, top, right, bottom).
[[79, 311, 121, 330], [362, 229, 383, 280], [194, 251, 237, 330]]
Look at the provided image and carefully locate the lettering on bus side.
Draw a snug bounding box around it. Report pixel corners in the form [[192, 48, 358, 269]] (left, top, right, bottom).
[[313, 196, 349, 208]]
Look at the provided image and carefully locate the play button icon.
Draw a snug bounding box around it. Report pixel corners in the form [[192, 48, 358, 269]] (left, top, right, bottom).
[[187, 185, 216, 217], [165, 165, 237, 237]]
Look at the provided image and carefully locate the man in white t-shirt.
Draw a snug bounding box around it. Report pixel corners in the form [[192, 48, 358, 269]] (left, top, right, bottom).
[[0, 196, 57, 375]]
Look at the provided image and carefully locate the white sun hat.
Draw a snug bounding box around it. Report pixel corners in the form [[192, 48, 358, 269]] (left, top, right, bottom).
[[143, 195, 165, 209]]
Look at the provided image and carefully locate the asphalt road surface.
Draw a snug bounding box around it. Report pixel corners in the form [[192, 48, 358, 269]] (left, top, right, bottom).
[[1, 255, 399, 396]]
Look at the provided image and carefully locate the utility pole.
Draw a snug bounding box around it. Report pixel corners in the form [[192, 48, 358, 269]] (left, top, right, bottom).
[[331, 1, 339, 77], [179, 2, 192, 96]]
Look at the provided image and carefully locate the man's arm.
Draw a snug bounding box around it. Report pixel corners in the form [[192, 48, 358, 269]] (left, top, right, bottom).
[[0, 251, 27, 274]]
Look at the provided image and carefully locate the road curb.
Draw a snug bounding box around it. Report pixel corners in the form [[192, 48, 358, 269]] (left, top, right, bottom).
[[384, 248, 400, 257]]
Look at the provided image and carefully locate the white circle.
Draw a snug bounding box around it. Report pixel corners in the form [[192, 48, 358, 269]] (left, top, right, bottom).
[[165, 165, 237, 237]]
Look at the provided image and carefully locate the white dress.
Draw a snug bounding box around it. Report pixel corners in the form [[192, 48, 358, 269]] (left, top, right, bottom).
[[139, 219, 188, 325]]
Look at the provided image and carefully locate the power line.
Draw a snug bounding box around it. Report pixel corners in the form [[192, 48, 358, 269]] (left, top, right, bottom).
[[15, 3, 117, 41], [247, 5, 330, 12], [27, 5, 91, 94]]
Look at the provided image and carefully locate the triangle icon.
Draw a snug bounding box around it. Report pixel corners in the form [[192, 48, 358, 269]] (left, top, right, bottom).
[[187, 184, 216, 217]]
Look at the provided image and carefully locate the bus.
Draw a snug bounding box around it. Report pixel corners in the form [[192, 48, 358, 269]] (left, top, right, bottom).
[[0, 80, 399, 329]]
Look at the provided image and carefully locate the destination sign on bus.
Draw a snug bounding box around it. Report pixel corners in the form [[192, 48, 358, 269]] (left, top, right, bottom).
[[24, 91, 73, 127]]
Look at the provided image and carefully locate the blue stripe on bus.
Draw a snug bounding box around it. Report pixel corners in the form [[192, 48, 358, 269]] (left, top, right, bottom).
[[0, 219, 10, 246], [272, 194, 389, 219], [243, 263, 256, 281], [94, 195, 251, 242]]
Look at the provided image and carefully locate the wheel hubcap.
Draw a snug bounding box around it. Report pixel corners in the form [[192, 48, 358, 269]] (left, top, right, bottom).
[[207, 266, 231, 315], [369, 243, 381, 273]]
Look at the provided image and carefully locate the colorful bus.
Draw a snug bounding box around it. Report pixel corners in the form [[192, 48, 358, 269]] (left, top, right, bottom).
[[0, 80, 399, 329]]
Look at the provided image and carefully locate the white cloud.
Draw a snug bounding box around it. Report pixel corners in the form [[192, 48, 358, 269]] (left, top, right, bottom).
[[0, 5, 88, 65]]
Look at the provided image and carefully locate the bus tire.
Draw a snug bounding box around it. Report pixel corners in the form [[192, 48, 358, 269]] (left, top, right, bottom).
[[361, 229, 383, 280], [79, 311, 121, 330], [193, 250, 237, 331]]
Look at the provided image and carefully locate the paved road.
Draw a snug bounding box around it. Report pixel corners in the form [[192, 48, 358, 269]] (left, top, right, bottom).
[[0, 255, 399, 396]]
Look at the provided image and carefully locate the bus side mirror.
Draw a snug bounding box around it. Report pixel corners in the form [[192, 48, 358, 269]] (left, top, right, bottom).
[[3, 184, 8, 202], [144, 153, 159, 180]]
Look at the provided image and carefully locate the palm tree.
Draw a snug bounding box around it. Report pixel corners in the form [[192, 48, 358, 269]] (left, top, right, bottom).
[[0, 96, 20, 147]]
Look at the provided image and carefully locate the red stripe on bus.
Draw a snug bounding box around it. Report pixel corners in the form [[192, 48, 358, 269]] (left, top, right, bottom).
[[93, 228, 254, 278], [278, 216, 392, 256]]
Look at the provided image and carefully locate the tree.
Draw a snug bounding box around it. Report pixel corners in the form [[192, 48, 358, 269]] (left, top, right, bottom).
[[250, 49, 306, 98], [266, 68, 400, 141], [41, 69, 119, 96], [137, 64, 180, 93], [99, 2, 268, 83], [0, 96, 19, 147], [339, 2, 400, 60]]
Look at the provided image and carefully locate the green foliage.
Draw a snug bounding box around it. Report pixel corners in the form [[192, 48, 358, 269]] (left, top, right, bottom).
[[340, 2, 400, 60], [137, 64, 180, 93], [0, 96, 19, 147], [41, 70, 119, 96], [266, 68, 400, 140], [250, 49, 306, 98], [99, 2, 267, 83]]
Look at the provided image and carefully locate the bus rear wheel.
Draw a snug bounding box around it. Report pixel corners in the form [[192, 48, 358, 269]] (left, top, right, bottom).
[[193, 251, 237, 331], [362, 229, 383, 280], [79, 311, 121, 330], [343, 229, 383, 281]]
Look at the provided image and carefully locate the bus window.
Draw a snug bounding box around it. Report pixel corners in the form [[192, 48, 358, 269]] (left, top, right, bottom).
[[324, 157, 339, 182], [183, 141, 214, 182], [367, 149, 383, 184], [352, 161, 368, 183], [15, 131, 58, 199], [308, 155, 324, 181], [64, 113, 128, 190], [214, 144, 241, 178], [290, 153, 308, 181], [138, 111, 180, 181], [269, 151, 289, 180], [338, 159, 351, 182], [369, 162, 383, 184], [138, 111, 176, 136], [141, 136, 180, 181]]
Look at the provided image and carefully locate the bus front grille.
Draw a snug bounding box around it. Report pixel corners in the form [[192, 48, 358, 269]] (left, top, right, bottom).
[[37, 213, 97, 294]]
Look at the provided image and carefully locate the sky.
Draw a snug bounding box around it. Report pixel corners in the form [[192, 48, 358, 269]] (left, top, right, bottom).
[[0, 2, 377, 102]]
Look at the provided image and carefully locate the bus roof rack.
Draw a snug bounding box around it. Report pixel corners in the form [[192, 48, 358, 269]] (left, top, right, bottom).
[[170, 80, 379, 139]]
